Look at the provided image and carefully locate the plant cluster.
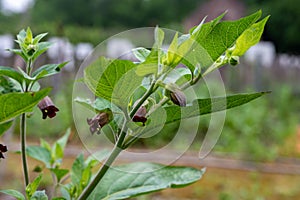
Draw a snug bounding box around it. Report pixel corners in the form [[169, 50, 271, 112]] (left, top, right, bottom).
[[0, 11, 268, 200]]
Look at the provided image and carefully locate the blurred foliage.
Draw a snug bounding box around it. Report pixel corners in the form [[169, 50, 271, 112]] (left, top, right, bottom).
[[245, 0, 300, 53], [0, 0, 299, 53], [30, 0, 202, 28], [134, 82, 298, 161], [214, 85, 298, 161]]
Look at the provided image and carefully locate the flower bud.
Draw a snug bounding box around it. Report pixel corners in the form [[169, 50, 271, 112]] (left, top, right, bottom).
[[132, 106, 147, 126], [27, 44, 36, 56], [170, 90, 186, 107], [87, 112, 110, 134], [38, 96, 59, 119], [0, 143, 7, 159], [229, 56, 239, 66]]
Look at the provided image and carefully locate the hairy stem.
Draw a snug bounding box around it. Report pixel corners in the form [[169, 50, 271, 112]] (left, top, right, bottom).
[[20, 113, 29, 186]]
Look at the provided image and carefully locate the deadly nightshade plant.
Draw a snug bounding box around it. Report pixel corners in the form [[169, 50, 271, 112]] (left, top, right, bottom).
[[0, 27, 67, 199], [0, 10, 270, 200], [73, 10, 270, 200]]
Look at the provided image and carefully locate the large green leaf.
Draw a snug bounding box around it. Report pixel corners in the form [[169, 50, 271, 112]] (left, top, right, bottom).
[[88, 162, 205, 200], [131, 92, 268, 138], [195, 10, 262, 62], [84, 57, 142, 107], [0, 88, 51, 123], [165, 92, 269, 124]]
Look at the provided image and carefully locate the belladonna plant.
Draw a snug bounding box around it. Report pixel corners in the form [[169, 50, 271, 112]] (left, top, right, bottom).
[[0, 10, 270, 200]]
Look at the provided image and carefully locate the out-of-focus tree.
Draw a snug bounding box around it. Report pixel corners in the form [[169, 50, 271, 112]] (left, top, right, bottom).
[[31, 0, 202, 27], [245, 0, 300, 54]]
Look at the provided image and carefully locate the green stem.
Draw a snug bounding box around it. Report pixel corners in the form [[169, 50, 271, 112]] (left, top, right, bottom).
[[78, 130, 126, 200], [21, 113, 29, 186], [20, 59, 32, 187], [26, 59, 33, 75], [129, 81, 157, 119]]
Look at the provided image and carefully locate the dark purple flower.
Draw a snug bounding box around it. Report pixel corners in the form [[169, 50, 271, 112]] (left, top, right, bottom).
[[132, 106, 147, 126], [170, 90, 186, 107], [0, 143, 8, 159], [87, 112, 110, 134], [38, 96, 59, 119]]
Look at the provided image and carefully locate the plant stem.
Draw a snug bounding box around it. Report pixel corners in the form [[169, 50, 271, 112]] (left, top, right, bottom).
[[20, 59, 32, 187], [20, 113, 29, 186], [78, 130, 126, 200], [129, 81, 156, 118]]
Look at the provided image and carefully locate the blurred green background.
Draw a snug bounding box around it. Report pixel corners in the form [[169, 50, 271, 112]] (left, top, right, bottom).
[[0, 0, 300, 199]]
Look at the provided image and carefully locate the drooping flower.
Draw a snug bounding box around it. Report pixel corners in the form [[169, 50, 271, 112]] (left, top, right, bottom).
[[132, 106, 147, 126], [0, 143, 8, 159], [87, 112, 110, 134], [38, 96, 59, 119], [170, 90, 186, 107]]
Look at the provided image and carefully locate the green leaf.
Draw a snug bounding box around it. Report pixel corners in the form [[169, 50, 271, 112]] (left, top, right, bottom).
[[26, 174, 43, 199], [71, 154, 85, 185], [52, 128, 71, 162], [132, 47, 151, 62], [0, 189, 25, 200], [56, 128, 71, 151], [0, 66, 24, 84], [50, 168, 69, 183], [135, 27, 166, 76], [0, 76, 21, 94], [154, 26, 164, 49], [84, 58, 142, 107], [135, 60, 158, 77], [32, 62, 68, 80], [81, 165, 92, 188], [52, 143, 63, 164], [88, 162, 205, 200], [75, 97, 113, 113], [190, 11, 226, 41], [179, 13, 224, 72], [26, 146, 52, 168], [133, 92, 269, 138], [25, 27, 33, 44], [163, 32, 183, 67], [40, 138, 51, 152], [196, 10, 262, 62], [33, 33, 48, 45], [32, 42, 52, 62], [0, 120, 13, 136], [232, 16, 270, 56], [165, 91, 270, 124], [0, 88, 51, 123], [7, 49, 27, 61], [30, 190, 48, 200]]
